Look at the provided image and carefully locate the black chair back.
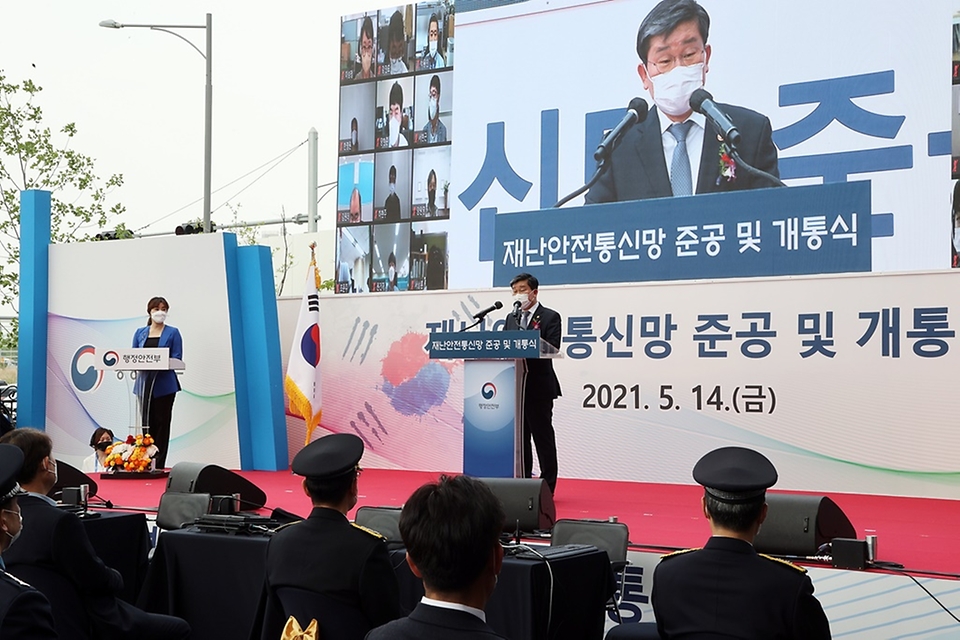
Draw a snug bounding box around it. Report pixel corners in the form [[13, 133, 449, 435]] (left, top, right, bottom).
[[276, 586, 370, 640]]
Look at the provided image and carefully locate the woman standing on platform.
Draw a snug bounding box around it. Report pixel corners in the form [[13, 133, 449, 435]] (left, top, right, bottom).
[[132, 296, 182, 469]]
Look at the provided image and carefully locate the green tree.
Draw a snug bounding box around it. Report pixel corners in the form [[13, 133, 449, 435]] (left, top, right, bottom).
[[0, 70, 125, 349]]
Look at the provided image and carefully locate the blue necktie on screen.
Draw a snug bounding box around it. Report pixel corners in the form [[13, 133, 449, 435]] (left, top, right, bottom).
[[669, 121, 694, 197]]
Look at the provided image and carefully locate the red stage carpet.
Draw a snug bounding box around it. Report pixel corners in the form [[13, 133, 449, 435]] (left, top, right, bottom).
[[94, 468, 960, 577]]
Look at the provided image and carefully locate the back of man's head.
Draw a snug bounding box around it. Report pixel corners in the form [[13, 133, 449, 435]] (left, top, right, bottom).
[[0, 427, 52, 485], [703, 491, 765, 534], [400, 475, 505, 593]]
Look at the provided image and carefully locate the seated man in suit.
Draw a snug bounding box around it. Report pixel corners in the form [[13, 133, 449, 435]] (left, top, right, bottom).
[[259, 433, 402, 639], [367, 474, 507, 639], [651, 447, 831, 639], [0, 443, 58, 639], [0, 428, 190, 640], [585, 0, 778, 204]]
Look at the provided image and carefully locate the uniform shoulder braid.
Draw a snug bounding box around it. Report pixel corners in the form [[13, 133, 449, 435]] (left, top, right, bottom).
[[351, 522, 387, 540], [759, 553, 808, 574], [661, 547, 700, 561]]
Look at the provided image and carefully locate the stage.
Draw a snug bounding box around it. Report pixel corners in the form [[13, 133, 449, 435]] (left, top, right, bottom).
[[94, 468, 960, 576]]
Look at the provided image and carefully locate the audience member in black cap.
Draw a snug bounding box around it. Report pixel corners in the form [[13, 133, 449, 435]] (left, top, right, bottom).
[[257, 433, 402, 639], [0, 442, 58, 638], [650, 446, 831, 639], [0, 428, 190, 639], [367, 474, 507, 640]]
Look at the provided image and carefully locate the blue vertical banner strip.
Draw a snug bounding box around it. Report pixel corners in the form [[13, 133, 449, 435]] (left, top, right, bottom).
[[222, 234, 253, 469], [18, 190, 51, 430], [236, 245, 288, 470], [463, 359, 517, 477]]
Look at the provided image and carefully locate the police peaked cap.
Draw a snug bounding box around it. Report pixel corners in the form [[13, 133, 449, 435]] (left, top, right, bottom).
[[292, 433, 364, 479], [693, 446, 777, 503]]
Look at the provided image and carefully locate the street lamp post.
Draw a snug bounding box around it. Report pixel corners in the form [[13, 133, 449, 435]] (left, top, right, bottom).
[[100, 14, 214, 233]]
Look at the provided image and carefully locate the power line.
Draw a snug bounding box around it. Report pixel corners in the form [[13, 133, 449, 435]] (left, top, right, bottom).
[[135, 138, 309, 232]]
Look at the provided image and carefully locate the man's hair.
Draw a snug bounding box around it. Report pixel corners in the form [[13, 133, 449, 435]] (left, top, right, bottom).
[[389, 10, 405, 45], [304, 470, 357, 505], [429, 74, 441, 95], [389, 165, 397, 181], [635, 0, 710, 63], [389, 82, 404, 109], [400, 475, 505, 593], [0, 428, 52, 485], [510, 272, 539, 290], [388, 252, 397, 268], [360, 15, 374, 43], [704, 490, 764, 533], [351, 117, 358, 131], [89, 427, 115, 449]]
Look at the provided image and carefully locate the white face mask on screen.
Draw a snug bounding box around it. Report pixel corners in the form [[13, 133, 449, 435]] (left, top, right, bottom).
[[650, 62, 704, 117], [151, 310, 167, 325]]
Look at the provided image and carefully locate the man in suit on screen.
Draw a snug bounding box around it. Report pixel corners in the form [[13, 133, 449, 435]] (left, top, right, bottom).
[[585, 0, 778, 204], [503, 273, 562, 494]]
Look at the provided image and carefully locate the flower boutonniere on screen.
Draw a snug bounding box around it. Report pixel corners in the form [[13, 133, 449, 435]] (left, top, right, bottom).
[[717, 142, 736, 185]]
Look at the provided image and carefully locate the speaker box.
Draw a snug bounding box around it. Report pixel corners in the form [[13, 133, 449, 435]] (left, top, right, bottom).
[[355, 506, 403, 545], [479, 478, 556, 532], [49, 460, 98, 500], [166, 462, 267, 510], [754, 494, 856, 556]]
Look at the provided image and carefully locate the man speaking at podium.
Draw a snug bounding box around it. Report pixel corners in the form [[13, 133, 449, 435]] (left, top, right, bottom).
[[585, 0, 778, 204], [504, 273, 562, 495]]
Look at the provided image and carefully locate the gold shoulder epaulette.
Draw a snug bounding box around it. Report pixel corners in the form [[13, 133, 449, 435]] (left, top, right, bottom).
[[759, 553, 808, 573], [272, 520, 303, 533], [351, 522, 387, 539], [660, 547, 700, 560]]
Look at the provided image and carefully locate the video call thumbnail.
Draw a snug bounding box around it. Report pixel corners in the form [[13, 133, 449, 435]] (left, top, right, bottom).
[[378, 5, 416, 77], [412, 146, 451, 219], [412, 70, 453, 145], [415, 3, 454, 71], [374, 149, 413, 223], [337, 155, 375, 225], [341, 12, 378, 83], [339, 83, 377, 154], [370, 222, 412, 292]]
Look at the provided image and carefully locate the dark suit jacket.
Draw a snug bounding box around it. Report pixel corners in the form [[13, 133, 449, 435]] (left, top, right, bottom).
[[132, 324, 183, 397], [384, 192, 402, 222], [3, 494, 160, 636], [585, 105, 779, 205], [652, 536, 831, 639], [504, 303, 562, 400], [366, 602, 507, 640], [260, 507, 403, 639], [0, 568, 59, 639]]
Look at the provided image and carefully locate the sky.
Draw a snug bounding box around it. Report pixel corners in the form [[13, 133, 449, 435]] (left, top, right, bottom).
[[1, 0, 380, 238]]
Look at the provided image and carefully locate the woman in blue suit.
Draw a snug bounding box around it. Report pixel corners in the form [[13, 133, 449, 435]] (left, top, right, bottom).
[[132, 296, 183, 469]]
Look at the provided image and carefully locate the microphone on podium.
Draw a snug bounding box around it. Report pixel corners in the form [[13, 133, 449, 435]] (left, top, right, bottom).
[[689, 88, 741, 149], [472, 301, 504, 320], [594, 97, 649, 162]]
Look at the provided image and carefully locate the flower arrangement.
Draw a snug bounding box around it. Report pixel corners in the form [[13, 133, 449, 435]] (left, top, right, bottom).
[[717, 142, 736, 185], [104, 433, 158, 473]]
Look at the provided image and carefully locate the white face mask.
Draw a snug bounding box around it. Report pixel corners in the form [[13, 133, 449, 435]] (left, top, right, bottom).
[[351, 131, 358, 147], [953, 228, 960, 252], [388, 266, 396, 280], [389, 57, 405, 74], [649, 62, 704, 117], [428, 97, 438, 121], [429, 40, 438, 56], [151, 310, 167, 325], [46, 459, 58, 484], [389, 182, 396, 194], [389, 116, 401, 146], [2, 509, 22, 547], [512, 292, 530, 309]]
